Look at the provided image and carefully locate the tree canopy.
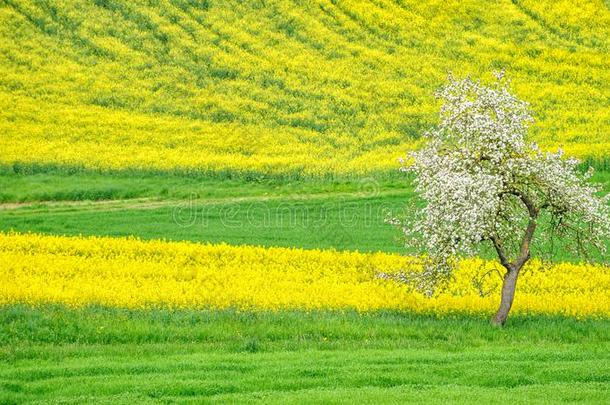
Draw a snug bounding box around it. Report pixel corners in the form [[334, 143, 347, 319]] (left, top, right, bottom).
[[399, 73, 610, 316]]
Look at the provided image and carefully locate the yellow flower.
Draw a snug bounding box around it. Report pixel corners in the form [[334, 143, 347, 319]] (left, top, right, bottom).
[[1, 1, 609, 177], [0, 232, 608, 318]]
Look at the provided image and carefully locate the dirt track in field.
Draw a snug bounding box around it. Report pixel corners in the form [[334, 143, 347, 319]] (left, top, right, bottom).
[[0, 189, 407, 215]]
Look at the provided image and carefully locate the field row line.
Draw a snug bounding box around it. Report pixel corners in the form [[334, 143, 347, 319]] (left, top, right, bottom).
[[0, 189, 409, 215]]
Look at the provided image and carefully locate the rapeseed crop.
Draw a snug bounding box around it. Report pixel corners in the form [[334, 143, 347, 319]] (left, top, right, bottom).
[[1, 0, 609, 176], [1, 232, 608, 317]]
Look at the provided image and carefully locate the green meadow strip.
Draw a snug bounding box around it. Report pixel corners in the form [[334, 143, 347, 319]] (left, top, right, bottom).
[[1, 305, 609, 349], [1, 306, 609, 403]]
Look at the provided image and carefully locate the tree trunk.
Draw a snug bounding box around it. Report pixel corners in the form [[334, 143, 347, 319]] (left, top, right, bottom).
[[491, 265, 522, 326], [489, 191, 538, 326]]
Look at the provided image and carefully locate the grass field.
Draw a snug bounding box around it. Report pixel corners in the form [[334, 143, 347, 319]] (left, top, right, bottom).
[[1, 171, 607, 259], [2, 0, 610, 403], [0, 170, 608, 401], [1, 307, 609, 403], [0, 189, 410, 253], [0, 170, 413, 203]]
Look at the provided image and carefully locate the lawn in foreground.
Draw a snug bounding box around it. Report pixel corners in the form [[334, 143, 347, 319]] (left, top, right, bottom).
[[1, 307, 609, 404]]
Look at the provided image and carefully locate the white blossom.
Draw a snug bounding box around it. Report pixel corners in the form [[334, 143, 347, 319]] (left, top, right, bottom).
[[398, 73, 610, 295]]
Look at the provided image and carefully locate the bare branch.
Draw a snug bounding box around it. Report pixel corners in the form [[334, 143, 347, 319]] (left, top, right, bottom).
[[489, 235, 511, 270], [507, 189, 539, 219], [516, 218, 536, 269]]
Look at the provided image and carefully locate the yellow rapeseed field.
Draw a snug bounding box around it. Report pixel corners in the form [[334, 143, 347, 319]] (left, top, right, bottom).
[[1, 1, 609, 176], [1, 232, 608, 317]]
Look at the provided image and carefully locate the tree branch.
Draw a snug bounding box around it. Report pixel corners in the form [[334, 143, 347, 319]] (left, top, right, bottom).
[[510, 190, 539, 219], [513, 191, 538, 269], [515, 218, 536, 269], [489, 235, 511, 270], [497, 189, 540, 270]]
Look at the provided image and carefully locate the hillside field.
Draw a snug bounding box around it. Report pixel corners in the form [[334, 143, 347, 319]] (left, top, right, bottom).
[[1, 0, 610, 176], [1, 0, 610, 403]]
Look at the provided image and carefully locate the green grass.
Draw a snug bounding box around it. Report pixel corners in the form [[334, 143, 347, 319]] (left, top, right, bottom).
[[0, 190, 411, 253], [2, 1, 609, 402], [0, 172, 417, 253], [1, 172, 608, 259], [0, 169, 607, 204], [0, 170, 413, 203], [1, 306, 609, 403]]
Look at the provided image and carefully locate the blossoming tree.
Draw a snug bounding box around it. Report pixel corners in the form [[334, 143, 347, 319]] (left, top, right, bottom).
[[400, 72, 610, 325]]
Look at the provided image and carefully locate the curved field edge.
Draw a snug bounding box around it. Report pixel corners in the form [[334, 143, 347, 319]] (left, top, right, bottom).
[[1, 306, 609, 404], [1, 232, 609, 317]]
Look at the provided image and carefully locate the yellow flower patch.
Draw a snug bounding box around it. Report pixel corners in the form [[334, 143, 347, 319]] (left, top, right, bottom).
[[1, 233, 608, 317]]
